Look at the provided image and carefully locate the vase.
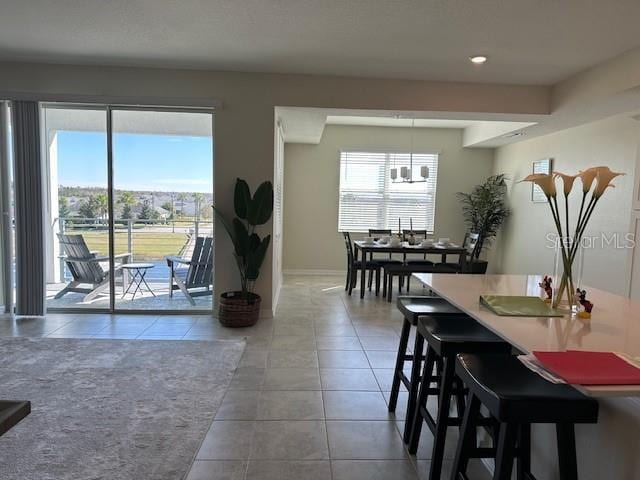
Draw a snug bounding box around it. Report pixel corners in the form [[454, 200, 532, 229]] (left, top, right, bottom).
[[552, 238, 584, 313]]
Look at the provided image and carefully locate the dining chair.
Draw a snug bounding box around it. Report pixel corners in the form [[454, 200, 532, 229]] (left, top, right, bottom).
[[367, 228, 402, 290], [436, 232, 480, 273], [342, 231, 381, 295]]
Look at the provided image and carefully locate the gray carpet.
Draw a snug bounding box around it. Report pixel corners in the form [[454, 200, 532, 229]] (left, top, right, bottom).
[[0, 337, 245, 480]]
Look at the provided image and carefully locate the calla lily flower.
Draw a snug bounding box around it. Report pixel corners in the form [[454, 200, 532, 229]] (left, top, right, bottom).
[[553, 172, 579, 196], [593, 166, 624, 198], [577, 167, 602, 193], [520, 173, 556, 198]]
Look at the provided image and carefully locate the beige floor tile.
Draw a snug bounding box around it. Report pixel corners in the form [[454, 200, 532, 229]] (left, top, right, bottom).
[[323, 391, 391, 420], [319, 368, 380, 391], [273, 324, 313, 337], [359, 335, 401, 351], [317, 350, 370, 368], [228, 367, 265, 390], [354, 324, 399, 337], [215, 390, 260, 420], [257, 391, 324, 420], [326, 421, 407, 460], [245, 460, 331, 480], [239, 350, 269, 368], [267, 350, 318, 368], [196, 421, 255, 460], [185, 460, 246, 480], [316, 336, 362, 350], [250, 421, 329, 460], [416, 459, 492, 480], [263, 368, 322, 390], [365, 351, 397, 368], [331, 460, 418, 480], [270, 335, 316, 350], [314, 324, 357, 337]]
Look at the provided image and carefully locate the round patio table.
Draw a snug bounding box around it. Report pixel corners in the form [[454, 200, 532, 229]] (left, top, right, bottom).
[[121, 263, 156, 300]]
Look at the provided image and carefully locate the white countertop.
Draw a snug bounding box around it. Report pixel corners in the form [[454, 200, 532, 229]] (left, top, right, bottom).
[[413, 273, 640, 397]]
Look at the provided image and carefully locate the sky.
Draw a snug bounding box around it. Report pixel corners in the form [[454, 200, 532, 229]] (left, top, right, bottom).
[[57, 131, 214, 193]]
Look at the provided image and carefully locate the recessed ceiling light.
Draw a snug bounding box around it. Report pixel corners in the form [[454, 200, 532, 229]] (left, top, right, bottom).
[[502, 132, 525, 138], [469, 55, 488, 65]]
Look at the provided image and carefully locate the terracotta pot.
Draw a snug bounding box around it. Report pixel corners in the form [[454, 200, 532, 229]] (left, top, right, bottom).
[[218, 291, 261, 328]]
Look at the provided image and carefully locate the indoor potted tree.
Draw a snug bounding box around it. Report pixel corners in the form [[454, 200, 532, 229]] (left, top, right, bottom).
[[456, 174, 510, 273], [213, 178, 273, 327]]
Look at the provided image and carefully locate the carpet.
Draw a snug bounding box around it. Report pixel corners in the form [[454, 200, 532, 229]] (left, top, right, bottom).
[[0, 337, 245, 480]]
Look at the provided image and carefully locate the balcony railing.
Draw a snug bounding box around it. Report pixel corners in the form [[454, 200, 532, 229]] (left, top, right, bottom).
[[55, 217, 214, 282]]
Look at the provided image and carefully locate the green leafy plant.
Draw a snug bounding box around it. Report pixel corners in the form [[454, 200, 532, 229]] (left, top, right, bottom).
[[456, 174, 510, 259], [213, 178, 273, 299]]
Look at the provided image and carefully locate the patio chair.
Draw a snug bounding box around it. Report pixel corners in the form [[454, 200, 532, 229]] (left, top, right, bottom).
[[55, 234, 131, 301], [166, 236, 213, 306]]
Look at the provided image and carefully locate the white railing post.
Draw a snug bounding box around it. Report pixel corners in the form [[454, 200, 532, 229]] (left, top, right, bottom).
[[58, 217, 66, 282], [127, 219, 133, 259]]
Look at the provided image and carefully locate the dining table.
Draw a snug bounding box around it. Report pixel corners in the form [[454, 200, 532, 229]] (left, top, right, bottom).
[[353, 240, 467, 299], [412, 273, 640, 479]]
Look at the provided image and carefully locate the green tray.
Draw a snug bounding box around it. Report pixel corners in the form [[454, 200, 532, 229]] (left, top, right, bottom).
[[480, 295, 563, 317]]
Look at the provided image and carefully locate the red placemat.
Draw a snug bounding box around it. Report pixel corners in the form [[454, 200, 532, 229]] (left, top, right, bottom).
[[532, 350, 640, 385]]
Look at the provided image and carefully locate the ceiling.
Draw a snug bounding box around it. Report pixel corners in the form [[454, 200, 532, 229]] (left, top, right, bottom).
[[277, 107, 538, 147], [1, 1, 640, 85], [326, 117, 476, 129]]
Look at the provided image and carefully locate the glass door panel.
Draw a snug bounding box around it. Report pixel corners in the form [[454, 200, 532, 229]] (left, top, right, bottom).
[[43, 106, 112, 311], [111, 109, 214, 311]]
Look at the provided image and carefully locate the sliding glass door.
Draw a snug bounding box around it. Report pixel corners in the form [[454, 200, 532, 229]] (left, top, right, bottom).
[[43, 106, 112, 311], [42, 104, 214, 313], [111, 109, 214, 311]]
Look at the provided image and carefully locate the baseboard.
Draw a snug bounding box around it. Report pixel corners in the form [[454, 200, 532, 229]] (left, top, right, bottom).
[[283, 269, 346, 276]]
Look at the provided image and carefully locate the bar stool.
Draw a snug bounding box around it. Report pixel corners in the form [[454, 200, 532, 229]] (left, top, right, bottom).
[[452, 353, 599, 480], [389, 296, 464, 426], [407, 315, 513, 480]]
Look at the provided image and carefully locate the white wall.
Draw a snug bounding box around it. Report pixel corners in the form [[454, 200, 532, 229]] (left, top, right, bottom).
[[283, 125, 494, 272], [490, 115, 640, 296]]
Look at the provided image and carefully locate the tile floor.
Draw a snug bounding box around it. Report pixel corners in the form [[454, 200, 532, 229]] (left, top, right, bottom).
[[0, 274, 492, 480]]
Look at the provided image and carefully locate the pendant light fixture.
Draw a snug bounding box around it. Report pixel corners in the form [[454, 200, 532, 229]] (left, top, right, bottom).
[[391, 117, 429, 184]]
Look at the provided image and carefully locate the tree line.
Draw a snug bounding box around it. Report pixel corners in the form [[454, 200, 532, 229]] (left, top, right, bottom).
[[58, 191, 212, 222]]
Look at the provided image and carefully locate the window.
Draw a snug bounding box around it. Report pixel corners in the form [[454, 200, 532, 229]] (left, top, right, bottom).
[[338, 150, 438, 233]]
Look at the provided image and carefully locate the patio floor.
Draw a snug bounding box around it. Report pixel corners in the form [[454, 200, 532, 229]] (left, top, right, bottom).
[[46, 280, 213, 311]]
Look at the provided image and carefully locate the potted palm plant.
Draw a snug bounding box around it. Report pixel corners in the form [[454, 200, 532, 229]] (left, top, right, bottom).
[[456, 174, 510, 273], [213, 178, 273, 327]]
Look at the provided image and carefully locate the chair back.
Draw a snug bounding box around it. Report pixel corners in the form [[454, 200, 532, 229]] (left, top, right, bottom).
[[402, 229, 427, 241], [57, 234, 105, 283], [464, 232, 480, 256], [185, 236, 214, 288], [342, 231, 355, 266], [368, 229, 392, 240]]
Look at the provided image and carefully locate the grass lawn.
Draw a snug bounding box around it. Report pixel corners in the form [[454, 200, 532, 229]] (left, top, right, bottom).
[[78, 231, 189, 261]]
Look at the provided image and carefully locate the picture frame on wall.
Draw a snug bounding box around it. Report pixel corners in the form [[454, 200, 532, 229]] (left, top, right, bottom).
[[531, 158, 552, 203]]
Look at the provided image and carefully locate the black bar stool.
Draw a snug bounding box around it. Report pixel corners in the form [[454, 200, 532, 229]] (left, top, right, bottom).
[[452, 353, 599, 480], [389, 296, 464, 426], [407, 315, 513, 480]]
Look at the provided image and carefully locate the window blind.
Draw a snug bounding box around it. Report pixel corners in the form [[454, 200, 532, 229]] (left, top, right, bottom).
[[338, 150, 438, 233]]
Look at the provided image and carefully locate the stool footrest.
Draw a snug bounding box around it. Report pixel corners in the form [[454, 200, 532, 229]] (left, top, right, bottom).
[[420, 407, 463, 431], [467, 447, 497, 458]]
